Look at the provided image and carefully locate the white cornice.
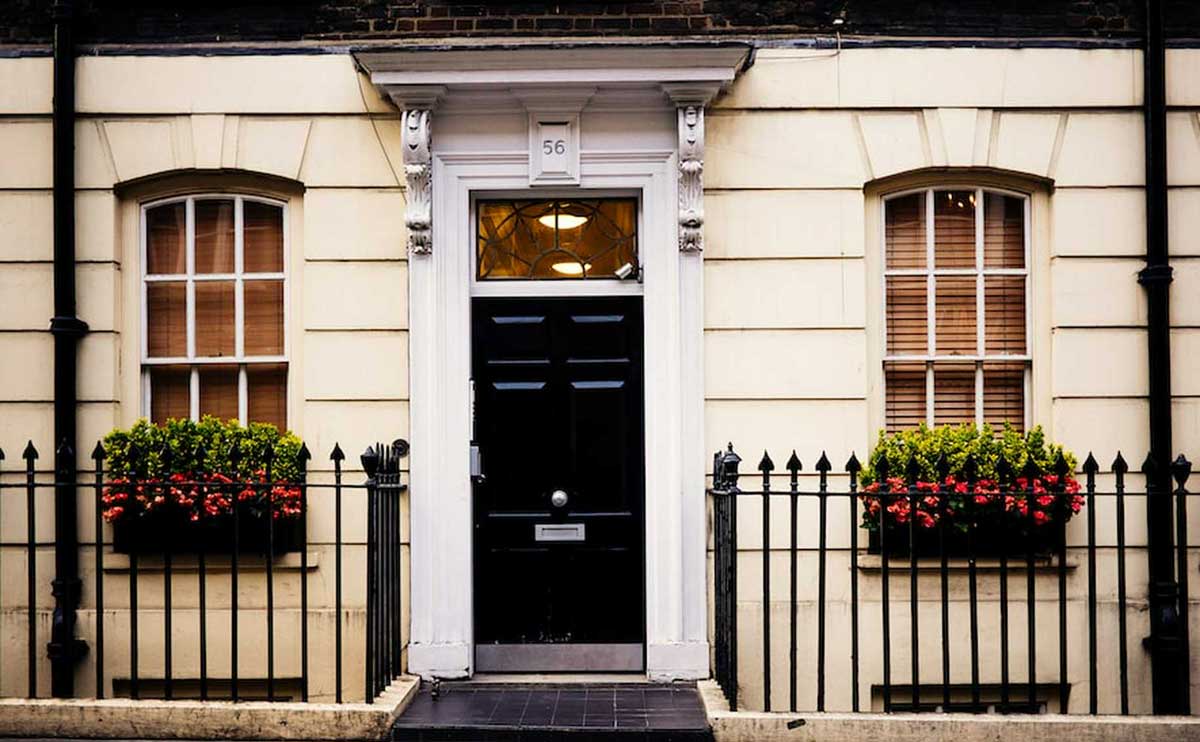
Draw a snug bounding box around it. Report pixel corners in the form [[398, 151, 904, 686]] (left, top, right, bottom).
[[355, 44, 750, 112]]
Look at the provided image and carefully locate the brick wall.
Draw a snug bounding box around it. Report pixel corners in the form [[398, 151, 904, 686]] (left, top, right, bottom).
[[2, 1, 1199, 47]]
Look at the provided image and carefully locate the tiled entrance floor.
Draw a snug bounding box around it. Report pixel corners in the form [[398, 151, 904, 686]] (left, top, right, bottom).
[[390, 683, 713, 742]]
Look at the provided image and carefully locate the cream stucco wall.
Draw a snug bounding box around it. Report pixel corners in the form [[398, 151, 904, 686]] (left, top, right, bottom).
[[0, 54, 409, 701], [0, 44, 1198, 710], [703, 46, 1200, 714]]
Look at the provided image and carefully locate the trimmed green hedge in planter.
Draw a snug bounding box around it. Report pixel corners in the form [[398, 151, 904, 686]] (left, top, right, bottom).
[[860, 423, 1083, 557], [101, 417, 306, 555]]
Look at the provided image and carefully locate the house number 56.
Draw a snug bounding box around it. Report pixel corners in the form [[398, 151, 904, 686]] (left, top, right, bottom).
[[530, 117, 578, 184]]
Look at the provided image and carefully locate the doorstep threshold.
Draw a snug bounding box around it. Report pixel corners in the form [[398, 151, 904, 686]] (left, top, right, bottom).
[[465, 673, 656, 685]]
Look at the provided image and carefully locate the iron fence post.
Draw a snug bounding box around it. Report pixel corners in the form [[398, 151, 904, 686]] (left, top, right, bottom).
[[361, 445, 380, 703]]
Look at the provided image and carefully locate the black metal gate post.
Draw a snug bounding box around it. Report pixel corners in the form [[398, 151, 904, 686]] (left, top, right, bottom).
[[711, 444, 741, 709]]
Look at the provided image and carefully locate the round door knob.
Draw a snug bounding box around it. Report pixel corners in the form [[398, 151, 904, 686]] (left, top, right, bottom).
[[550, 490, 569, 508]]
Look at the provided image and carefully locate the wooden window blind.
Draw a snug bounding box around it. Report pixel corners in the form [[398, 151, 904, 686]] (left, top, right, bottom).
[[143, 196, 288, 429], [883, 187, 1030, 432]]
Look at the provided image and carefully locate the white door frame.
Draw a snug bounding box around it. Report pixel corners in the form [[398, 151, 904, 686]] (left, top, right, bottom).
[[406, 147, 709, 681]]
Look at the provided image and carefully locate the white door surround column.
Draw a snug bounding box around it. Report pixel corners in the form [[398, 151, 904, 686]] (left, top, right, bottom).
[[356, 44, 750, 681]]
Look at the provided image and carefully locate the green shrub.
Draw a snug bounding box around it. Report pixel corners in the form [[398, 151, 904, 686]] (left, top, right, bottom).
[[101, 417, 304, 525], [863, 422, 1077, 485], [860, 423, 1083, 533]]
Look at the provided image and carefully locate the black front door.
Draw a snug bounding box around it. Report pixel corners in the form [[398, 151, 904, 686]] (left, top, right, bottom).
[[472, 296, 645, 672]]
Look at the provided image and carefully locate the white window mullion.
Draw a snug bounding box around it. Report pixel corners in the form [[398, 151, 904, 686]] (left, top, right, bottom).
[[975, 188, 986, 426], [975, 362, 985, 428], [926, 189, 936, 358], [238, 365, 249, 426], [925, 189, 936, 426], [926, 360, 936, 425], [234, 196, 245, 360], [189, 366, 200, 421], [185, 197, 196, 360]]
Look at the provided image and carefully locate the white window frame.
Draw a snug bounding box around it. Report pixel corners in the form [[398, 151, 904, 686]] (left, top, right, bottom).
[[139, 193, 290, 425], [881, 185, 1032, 430]]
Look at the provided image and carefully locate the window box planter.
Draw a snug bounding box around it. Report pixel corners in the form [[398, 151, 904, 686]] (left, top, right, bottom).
[[111, 512, 303, 556], [866, 521, 1062, 559], [100, 417, 307, 556], [858, 424, 1084, 559]]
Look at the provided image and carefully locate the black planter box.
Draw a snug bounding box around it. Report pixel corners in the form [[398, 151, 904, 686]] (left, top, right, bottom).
[[112, 513, 303, 555], [867, 521, 1063, 559]]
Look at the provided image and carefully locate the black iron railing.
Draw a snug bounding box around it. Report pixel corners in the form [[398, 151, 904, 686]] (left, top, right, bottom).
[[0, 438, 407, 703], [711, 443, 1196, 715]]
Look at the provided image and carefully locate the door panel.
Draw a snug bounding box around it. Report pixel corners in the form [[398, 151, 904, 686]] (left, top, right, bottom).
[[472, 297, 644, 671]]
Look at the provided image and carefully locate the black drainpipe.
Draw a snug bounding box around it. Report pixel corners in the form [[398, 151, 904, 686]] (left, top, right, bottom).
[[1139, 0, 1187, 715], [47, 0, 89, 698]]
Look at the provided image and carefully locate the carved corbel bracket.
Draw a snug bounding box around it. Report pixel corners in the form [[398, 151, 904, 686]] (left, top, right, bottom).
[[386, 86, 443, 256], [676, 104, 705, 253], [663, 84, 719, 253], [401, 109, 433, 255]]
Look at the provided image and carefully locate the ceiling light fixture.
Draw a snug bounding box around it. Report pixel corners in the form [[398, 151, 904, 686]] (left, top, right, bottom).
[[537, 213, 589, 230], [551, 261, 590, 275]]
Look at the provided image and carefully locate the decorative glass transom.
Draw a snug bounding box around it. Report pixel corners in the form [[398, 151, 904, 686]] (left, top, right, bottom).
[[476, 198, 638, 280]]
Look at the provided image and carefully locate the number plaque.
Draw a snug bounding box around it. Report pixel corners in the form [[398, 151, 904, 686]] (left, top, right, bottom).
[[529, 114, 580, 185]]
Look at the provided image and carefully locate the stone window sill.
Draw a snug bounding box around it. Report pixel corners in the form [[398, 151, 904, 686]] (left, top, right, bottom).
[[855, 555, 1079, 572], [101, 550, 320, 573]]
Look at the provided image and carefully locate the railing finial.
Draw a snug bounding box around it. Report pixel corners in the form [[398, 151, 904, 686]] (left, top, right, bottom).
[[904, 455, 921, 482], [844, 452, 861, 474], [1171, 454, 1192, 489], [758, 450, 774, 473], [815, 451, 831, 473], [935, 453, 950, 480], [361, 445, 380, 478], [786, 450, 803, 474]]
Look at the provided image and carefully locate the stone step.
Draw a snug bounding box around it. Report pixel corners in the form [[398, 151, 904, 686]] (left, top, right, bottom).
[[391, 682, 713, 742]]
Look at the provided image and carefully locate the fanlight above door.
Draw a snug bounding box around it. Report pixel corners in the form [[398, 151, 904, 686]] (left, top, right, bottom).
[[476, 198, 638, 280]]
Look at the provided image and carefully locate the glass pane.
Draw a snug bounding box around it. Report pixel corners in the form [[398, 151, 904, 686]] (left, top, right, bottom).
[[985, 276, 1026, 354], [147, 282, 187, 358], [195, 281, 235, 357], [934, 276, 977, 355], [984, 192, 1025, 269], [932, 362, 976, 426], [248, 363, 287, 430], [983, 362, 1026, 432], [934, 189, 976, 268], [477, 199, 638, 280], [146, 202, 186, 275], [199, 365, 239, 422], [195, 199, 235, 274], [244, 201, 284, 273], [886, 276, 927, 355], [244, 280, 284, 356], [885, 193, 925, 270], [885, 361, 927, 432], [150, 365, 190, 423]]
